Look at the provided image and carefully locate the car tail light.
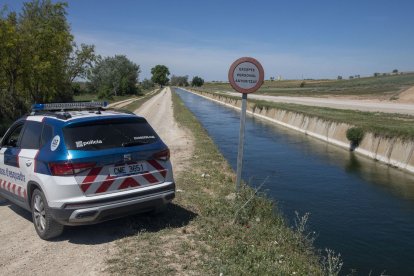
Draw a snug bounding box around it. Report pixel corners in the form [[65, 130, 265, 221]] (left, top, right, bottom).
[[49, 162, 96, 176], [153, 149, 170, 161]]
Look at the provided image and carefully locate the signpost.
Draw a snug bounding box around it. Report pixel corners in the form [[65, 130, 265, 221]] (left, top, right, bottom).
[[228, 57, 264, 192]]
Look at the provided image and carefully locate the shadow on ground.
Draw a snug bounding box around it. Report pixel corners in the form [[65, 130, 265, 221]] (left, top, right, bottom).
[[2, 200, 197, 245], [61, 203, 197, 245]]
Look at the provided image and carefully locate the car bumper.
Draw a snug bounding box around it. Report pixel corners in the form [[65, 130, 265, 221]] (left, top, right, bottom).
[[49, 182, 175, 226]]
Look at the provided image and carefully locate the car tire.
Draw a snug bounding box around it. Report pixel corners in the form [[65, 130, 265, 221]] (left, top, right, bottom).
[[31, 189, 64, 240]]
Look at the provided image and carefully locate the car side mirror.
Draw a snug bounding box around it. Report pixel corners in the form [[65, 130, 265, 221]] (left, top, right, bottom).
[[9, 138, 17, 147]]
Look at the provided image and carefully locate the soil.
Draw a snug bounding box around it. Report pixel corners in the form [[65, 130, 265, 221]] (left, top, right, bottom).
[[0, 87, 194, 275], [397, 86, 414, 103]]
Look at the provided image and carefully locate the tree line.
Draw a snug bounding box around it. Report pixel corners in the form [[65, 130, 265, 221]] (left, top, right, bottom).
[[0, 0, 204, 134]]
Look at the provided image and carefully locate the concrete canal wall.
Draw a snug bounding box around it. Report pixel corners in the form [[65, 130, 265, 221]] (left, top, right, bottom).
[[182, 88, 414, 174]]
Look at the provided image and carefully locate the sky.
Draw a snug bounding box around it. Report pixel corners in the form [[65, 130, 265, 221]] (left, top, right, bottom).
[[2, 0, 414, 81]]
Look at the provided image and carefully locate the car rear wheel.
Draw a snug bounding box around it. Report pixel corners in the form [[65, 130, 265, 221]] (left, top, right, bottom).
[[31, 189, 64, 240]]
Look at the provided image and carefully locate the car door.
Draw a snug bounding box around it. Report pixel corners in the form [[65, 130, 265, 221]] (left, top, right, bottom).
[[18, 120, 43, 204], [0, 122, 24, 202]]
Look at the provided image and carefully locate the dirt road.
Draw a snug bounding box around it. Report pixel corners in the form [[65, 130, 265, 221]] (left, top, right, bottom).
[[0, 87, 193, 275], [226, 92, 414, 115], [397, 85, 414, 103], [107, 98, 137, 109], [134, 87, 193, 173], [108, 89, 159, 109]]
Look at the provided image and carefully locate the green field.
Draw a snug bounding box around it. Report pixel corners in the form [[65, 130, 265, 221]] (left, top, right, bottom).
[[203, 73, 414, 98]]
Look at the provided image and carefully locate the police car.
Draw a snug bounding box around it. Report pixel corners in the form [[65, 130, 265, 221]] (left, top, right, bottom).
[[0, 102, 175, 240]]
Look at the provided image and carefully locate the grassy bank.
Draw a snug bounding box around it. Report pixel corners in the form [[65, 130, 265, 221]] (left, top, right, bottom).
[[203, 73, 414, 98], [191, 89, 414, 139], [107, 88, 336, 275]]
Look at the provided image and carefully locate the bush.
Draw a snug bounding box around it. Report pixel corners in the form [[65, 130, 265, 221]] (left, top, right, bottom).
[[346, 127, 365, 149], [191, 76, 204, 87]]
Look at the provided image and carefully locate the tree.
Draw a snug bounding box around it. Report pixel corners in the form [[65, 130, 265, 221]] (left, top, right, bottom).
[[337, 76, 342, 80], [140, 78, 154, 90], [88, 55, 141, 98], [19, 0, 74, 103], [392, 69, 398, 74], [0, 10, 26, 120], [0, 0, 96, 121], [170, 75, 189, 87], [373, 72, 380, 77], [151, 65, 170, 87], [67, 43, 97, 83], [191, 76, 204, 87]]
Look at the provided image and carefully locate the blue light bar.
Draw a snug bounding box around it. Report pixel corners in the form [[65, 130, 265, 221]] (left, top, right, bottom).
[[32, 102, 108, 111]]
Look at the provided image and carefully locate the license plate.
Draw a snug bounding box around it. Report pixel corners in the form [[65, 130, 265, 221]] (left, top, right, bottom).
[[110, 162, 147, 176]]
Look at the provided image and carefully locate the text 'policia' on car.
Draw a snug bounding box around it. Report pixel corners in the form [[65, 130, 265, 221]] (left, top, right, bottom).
[[0, 102, 175, 240]]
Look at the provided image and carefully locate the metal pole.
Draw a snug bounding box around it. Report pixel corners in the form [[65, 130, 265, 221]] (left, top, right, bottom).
[[236, 93, 247, 193]]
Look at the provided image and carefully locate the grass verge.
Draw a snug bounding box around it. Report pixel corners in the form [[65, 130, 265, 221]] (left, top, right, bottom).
[[191, 89, 414, 139], [107, 87, 332, 275]]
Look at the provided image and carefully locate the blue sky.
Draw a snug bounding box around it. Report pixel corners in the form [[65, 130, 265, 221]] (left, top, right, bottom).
[[2, 0, 414, 81]]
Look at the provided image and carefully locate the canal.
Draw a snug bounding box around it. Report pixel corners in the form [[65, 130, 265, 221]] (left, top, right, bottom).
[[175, 88, 414, 275]]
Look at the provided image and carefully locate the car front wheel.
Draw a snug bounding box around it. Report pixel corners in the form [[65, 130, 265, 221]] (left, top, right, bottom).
[[31, 189, 64, 240]]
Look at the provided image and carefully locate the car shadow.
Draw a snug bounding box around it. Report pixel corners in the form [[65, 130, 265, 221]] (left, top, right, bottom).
[[2, 200, 197, 245], [3, 200, 33, 221], [60, 203, 197, 245]]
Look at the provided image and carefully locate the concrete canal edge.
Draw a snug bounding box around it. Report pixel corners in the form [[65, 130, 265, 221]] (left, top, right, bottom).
[[181, 88, 414, 174]]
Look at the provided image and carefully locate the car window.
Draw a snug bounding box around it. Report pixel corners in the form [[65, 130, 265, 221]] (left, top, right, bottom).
[[63, 118, 159, 150], [3, 124, 23, 148], [20, 121, 43, 149], [41, 124, 53, 148]]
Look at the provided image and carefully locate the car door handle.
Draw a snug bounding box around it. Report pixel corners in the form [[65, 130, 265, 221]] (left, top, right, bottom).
[[26, 160, 33, 167]]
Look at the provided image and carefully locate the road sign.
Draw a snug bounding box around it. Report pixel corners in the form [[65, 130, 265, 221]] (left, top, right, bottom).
[[228, 57, 264, 193], [228, 57, 264, 94]]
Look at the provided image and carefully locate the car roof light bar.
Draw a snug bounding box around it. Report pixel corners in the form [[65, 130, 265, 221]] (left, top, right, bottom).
[[32, 102, 108, 111]]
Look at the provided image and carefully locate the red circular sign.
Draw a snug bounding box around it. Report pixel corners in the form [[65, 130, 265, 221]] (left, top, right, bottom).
[[228, 57, 264, 94]]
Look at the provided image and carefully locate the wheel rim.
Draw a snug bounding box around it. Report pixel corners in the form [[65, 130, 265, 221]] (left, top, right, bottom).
[[33, 194, 46, 232]]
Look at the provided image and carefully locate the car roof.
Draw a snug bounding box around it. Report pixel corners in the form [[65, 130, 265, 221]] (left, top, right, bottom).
[[25, 110, 142, 124]]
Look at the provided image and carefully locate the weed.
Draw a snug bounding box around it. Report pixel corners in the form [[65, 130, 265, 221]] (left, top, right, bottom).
[[321, 248, 343, 276]]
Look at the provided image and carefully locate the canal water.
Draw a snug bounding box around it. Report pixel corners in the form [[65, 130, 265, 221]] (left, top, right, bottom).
[[175, 88, 414, 275]]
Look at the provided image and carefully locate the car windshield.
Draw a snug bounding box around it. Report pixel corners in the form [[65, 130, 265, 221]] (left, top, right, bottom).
[[63, 117, 159, 150]]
